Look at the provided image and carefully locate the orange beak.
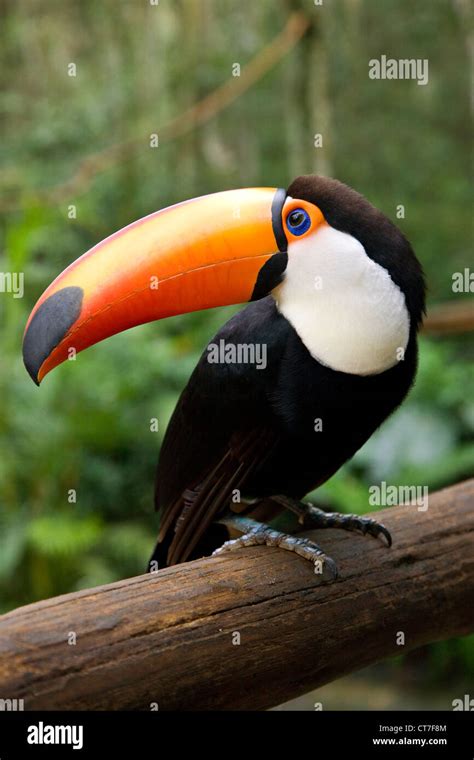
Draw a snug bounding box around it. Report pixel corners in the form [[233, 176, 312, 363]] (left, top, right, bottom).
[[23, 187, 288, 384]]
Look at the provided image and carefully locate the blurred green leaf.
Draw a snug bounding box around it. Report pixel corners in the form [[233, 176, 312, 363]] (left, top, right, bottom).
[[27, 515, 103, 558]]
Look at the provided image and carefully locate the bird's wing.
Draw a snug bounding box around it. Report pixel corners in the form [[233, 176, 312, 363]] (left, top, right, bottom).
[[154, 297, 288, 565]]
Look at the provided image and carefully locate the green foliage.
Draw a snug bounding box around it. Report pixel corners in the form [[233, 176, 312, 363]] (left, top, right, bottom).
[[0, 0, 472, 690], [27, 515, 103, 558]]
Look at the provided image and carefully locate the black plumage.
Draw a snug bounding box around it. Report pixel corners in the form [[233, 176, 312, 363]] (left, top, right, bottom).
[[152, 176, 425, 567]]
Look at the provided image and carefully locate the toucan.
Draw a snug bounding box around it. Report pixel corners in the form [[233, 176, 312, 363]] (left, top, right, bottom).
[[23, 175, 425, 579]]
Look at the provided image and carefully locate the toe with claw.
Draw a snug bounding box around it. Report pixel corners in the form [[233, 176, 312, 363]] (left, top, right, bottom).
[[213, 520, 338, 580]]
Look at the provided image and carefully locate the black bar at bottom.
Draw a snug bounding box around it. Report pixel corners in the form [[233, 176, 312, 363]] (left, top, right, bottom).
[[0, 710, 472, 758]]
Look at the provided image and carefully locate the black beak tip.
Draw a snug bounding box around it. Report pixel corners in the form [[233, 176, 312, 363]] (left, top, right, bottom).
[[22, 286, 84, 386], [22, 332, 41, 385], [23, 356, 40, 386]]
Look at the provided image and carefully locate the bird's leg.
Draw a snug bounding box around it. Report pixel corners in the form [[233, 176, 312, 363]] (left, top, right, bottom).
[[213, 514, 338, 580], [270, 495, 392, 547]]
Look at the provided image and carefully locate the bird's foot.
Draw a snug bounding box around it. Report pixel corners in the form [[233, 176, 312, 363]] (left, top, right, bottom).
[[271, 495, 392, 547], [213, 515, 338, 580]]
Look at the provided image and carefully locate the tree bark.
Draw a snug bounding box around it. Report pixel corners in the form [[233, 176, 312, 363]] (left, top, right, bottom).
[[0, 479, 473, 711]]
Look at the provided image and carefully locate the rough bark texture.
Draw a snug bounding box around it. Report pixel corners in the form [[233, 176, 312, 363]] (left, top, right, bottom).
[[0, 479, 473, 711]]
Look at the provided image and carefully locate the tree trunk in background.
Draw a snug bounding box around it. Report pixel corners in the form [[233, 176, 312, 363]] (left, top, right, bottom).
[[283, 1, 308, 178], [307, 14, 332, 177], [451, 0, 474, 115], [234, 2, 261, 187], [284, 0, 332, 178], [176, 0, 201, 195]]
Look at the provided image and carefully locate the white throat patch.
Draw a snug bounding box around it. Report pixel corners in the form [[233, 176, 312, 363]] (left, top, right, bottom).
[[273, 225, 410, 376]]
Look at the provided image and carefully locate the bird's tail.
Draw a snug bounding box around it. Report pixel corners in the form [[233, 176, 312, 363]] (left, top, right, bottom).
[[147, 522, 230, 572], [147, 534, 171, 572]]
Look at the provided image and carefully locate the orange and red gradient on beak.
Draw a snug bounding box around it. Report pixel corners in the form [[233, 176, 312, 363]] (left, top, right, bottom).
[[23, 188, 288, 384]]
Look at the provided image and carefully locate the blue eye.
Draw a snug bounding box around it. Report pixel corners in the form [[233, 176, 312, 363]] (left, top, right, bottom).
[[286, 208, 311, 236]]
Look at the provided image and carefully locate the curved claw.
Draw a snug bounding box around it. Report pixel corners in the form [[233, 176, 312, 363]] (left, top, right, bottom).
[[321, 555, 339, 581], [292, 502, 393, 551], [375, 523, 392, 548], [362, 518, 392, 547]]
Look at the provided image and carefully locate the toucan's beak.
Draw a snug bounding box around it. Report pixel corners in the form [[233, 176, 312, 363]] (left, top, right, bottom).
[[23, 187, 288, 385]]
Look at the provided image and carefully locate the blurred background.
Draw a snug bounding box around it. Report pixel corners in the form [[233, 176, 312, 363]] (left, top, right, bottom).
[[0, 0, 472, 709]]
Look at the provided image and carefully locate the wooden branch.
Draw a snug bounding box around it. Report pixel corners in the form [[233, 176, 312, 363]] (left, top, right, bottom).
[[423, 300, 474, 335], [0, 479, 473, 711]]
